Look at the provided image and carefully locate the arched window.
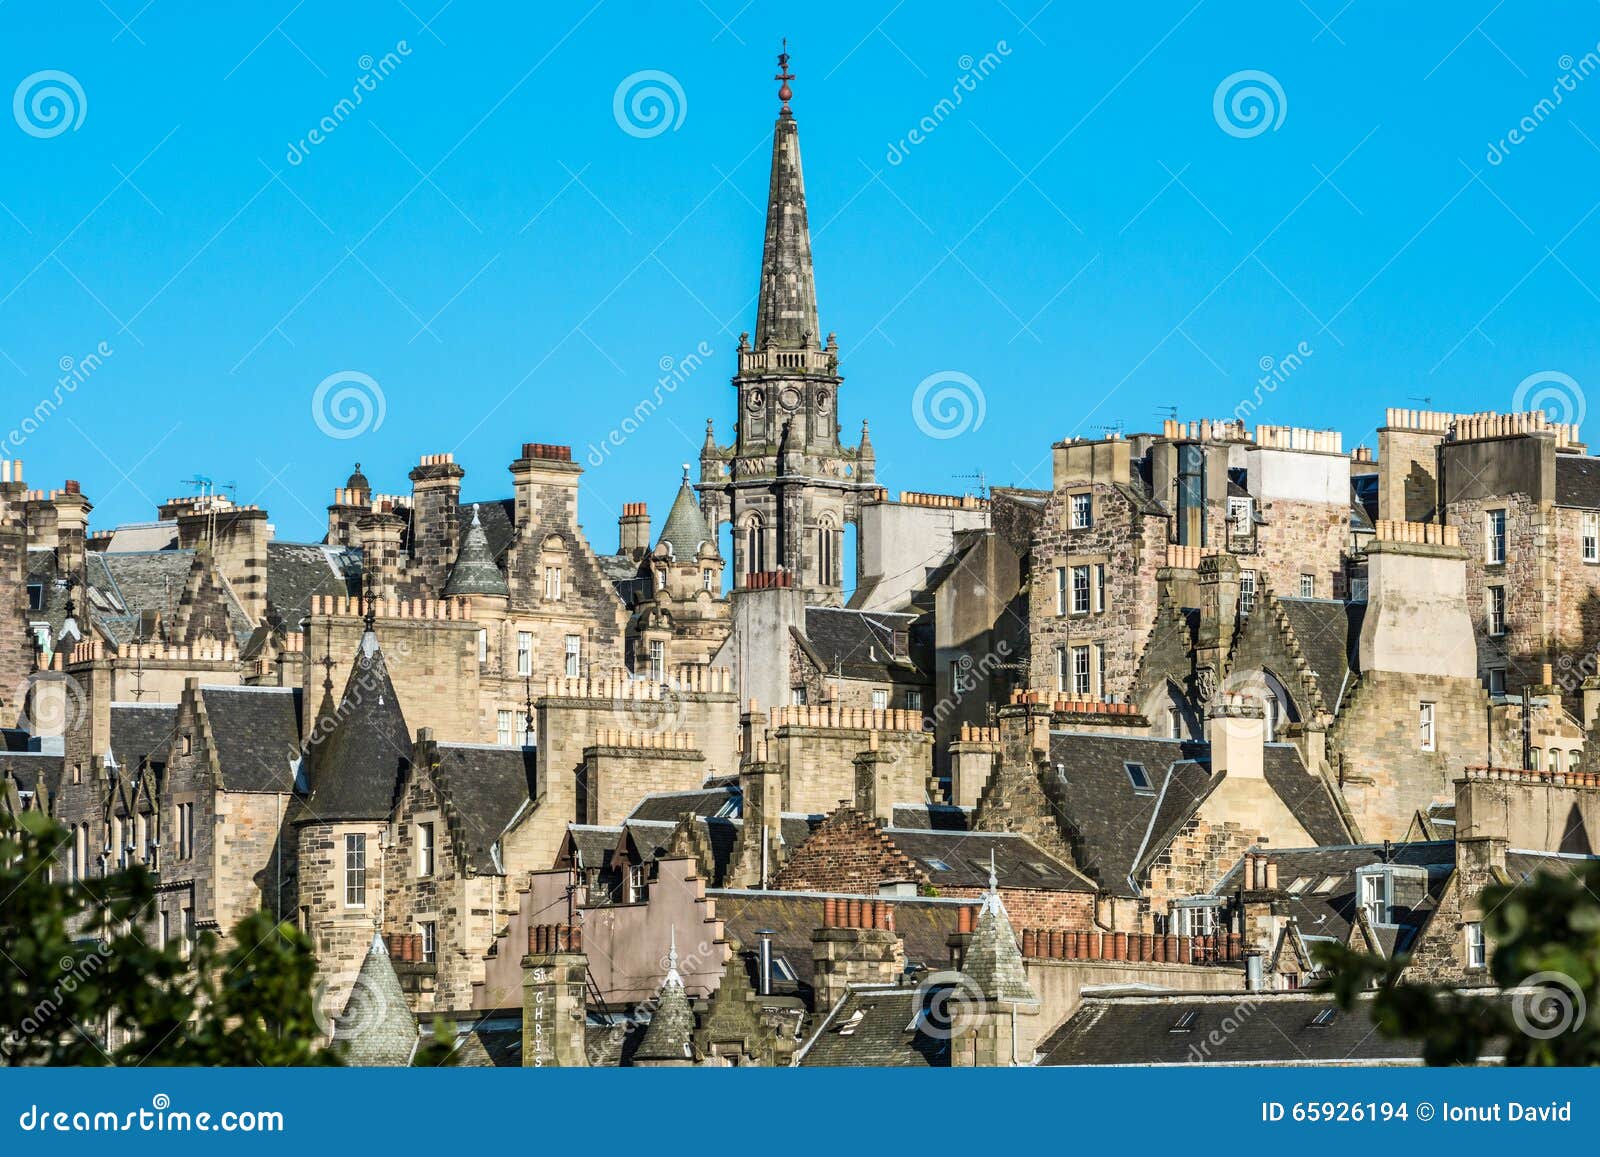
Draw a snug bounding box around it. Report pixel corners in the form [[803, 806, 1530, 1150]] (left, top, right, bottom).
[[743, 517, 765, 576], [817, 518, 836, 586]]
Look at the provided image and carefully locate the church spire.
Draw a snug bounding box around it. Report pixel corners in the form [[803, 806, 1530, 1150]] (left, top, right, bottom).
[[754, 43, 820, 352]]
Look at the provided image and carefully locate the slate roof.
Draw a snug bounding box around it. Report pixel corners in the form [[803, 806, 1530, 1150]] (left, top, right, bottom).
[[195, 687, 302, 793], [431, 742, 535, 870], [108, 704, 177, 770], [101, 521, 179, 552], [801, 607, 926, 682], [443, 506, 508, 597], [334, 934, 419, 1066], [455, 499, 516, 565], [1036, 991, 1510, 1066], [883, 829, 1094, 892], [626, 785, 741, 822], [632, 938, 696, 1063], [0, 751, 64, 808], [891, 803, 971, 831], [1045, 732, 1213, 898], [1211, 841, 1456, 946], [710, 890, 972, 1002], [657, 475, 716, 561], [1262, 745, 1351, 846], [302, 630, 411, 822], [1274, 596, 1364, 711], [265, 542, 362, 630], [1556, 454, 1600, 509], [796, 986, 951, 1067], [962, 885, 1038, 1005], [89, 551, 254, 647]]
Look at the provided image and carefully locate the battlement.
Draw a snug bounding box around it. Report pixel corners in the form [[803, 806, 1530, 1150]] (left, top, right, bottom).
[[587, 728, 697, 751], [1384, 406, 1581, 448], [1462, 766, 1600, 788], [1163, 544, 1217, 570], [309, 594, 473, 621], [1373, 519, 1460, 547], [769, 704, 926, 733]]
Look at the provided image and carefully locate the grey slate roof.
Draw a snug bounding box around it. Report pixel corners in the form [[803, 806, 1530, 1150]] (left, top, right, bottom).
[[431, 742, 535, 870], [1556, 454, 1600, 508], [455, 499, 515, 565], [1262, 745, 1350, 846], [891, 803, 971, 831], [334, 934, 418, 1066], [961, 885, 1038, 1005], [631, 940, 696, 1063], [1035, 991, 1507, 1066], [443, 506, 508, 597], [302, 630, 411, 822], [796, 987, 950, 1067], [265, 541, 361, 630], [1274, 596, 1364, 708], [801, 606, 926, 682], [626, 785, 740, 822], [656, 475, 716, 561], [89, 551, 253, 647], [197, 687, 301, 793], [108, 704, 177, 770], [883, 829, 1094, 892]]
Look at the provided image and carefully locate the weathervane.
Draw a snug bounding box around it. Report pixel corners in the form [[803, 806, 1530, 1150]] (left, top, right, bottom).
[[775, 40, 794, 114]]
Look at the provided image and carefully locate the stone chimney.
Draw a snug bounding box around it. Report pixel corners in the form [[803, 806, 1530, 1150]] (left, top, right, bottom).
[[811, 898, 904, 1013], [852, 736, 896, 825], [619, 502, 651, 560], [1357, 520, 1474, 678], [357, 506, 407, 600], [177, 503, 270, 625], [1206, 693, 1264, 779], [728, 576, 805, 712], [522, 923, 589, 1067], [408, 453, 464, 592], [51, 482, 91, 578], [510, 443, 580, 535], [735, 746, 783, 887], [949, 723, 1001, 809]]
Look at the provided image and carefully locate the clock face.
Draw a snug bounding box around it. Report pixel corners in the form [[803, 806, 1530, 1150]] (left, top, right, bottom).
[[779, 387, 800, 411], [746, 388, 765, 412]]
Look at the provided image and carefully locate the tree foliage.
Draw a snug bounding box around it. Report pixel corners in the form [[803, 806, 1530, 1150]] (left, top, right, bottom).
[[1315, 862, 1600, 1065]]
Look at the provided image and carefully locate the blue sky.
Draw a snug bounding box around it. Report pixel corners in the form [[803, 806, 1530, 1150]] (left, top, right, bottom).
[[4, 1, 1600, 543]]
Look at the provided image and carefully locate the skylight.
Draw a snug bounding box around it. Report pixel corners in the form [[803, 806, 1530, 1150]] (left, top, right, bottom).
[[1125, 762, 1152, 791], [1169, 1010, 1199, 1033], [1309, 1008, 1337, 1027]]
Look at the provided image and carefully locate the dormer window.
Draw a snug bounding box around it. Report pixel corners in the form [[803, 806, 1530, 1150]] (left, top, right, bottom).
[[26, 583, 44, 610], [1228, 497, 1252, 526], [1354, 863, 1428, 927], [1170, 897, 1219, 937]]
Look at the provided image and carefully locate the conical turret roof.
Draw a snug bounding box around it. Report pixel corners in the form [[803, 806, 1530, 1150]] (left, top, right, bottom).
[[658, 468, 716, 561], [633, 928, 696, 1062], [962, 856, 1039, 1006], [303, 623, 411, 822], [444, 504, 509, 596], [334, 933, 418, 1066]]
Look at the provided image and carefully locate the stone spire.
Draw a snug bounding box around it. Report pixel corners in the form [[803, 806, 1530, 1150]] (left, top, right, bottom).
[[754, 44, 820, 352], [633, 927, 696, 1065], [961, 854, 1039, 1006], [333, 933, 419, 1066], [443, 503, 509, 597]]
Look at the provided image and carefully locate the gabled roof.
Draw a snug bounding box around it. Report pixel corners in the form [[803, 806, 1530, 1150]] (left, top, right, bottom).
[[89, 550, 253, 647], [1556, 454, 1600, 508], [430, 742, 535, 871], [796, 987, 950, 1067], [108, 703, 177, 771], [196, 687, 302, 793], [883, 828, 1094, 893], [626, 785, 741, 823], [302, 628, 410, 822], [265, 541, 361, 630], [801, 607, 925, 682], [1272, 596, 1364, 713]]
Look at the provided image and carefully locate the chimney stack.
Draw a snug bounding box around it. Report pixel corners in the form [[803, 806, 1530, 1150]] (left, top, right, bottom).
[[619, 502, 651, 560], [1206, 693, 1265, 779], [521, 923, 589, 1067]]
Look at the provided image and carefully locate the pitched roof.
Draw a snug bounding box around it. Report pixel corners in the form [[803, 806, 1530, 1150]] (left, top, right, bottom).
[[197, 687, 302, 793], [334, 934, 418, 1066], [882, 829, 1093, 892], [1556, 454, 1600, 508], [302, 629, 411, 822], [632, 932, 696, 1063], [265, 541, 361, 630], [796, 987, 950, 1067], [443, 505, 508, 597], [1273, 596, 1364, 711], [657, 474, 716, 561], [89, 550, 253, 647], [108, 704, 177, 770], [455, 499, 515, 565], [801, 607, 926, 682], [431, 742, 535, 870], [890, 803, 972, 831], [1262, 745, 1350, 846], [626, 785, 740, 822]]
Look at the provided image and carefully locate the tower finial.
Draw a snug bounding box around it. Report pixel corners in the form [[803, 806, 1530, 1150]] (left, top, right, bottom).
[[775, 39, 794, 114]]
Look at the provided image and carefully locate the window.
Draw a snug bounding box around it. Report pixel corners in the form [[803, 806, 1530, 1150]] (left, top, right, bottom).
[[1125, 761, 1153, 792], [1350, 575, 1369, 602], [1419, 702, 1436, 752], [1263, 694, 1281, 742], [1169, 1010, 1199, 1033], [1071, 565, 1091, 615], [1572, 750, 1584, 774], [1168, 707, 1184, 739], [518, 711, 531, 745], [1239, 571, 1257, 616], [564, 634, 581, 678], [790, 687, 807, 706], [818, 524, 836, 586], [745, 521, 765, 575], [1358, 872, 1386, 925], [477, 628, 488, 664], [1486, 586, 1506, 636], [1227, 496, 1253, 527], [1465, 922, 1486, 969], [905, 690, 923, 712], [655, 567, 667, 591], [418, 822, 435, 878], [1070, 645, 1091, 697], [952, 660, 975, 697], [1298, 574, 1315, 598], [497, 710, 515, 746], [648, 640, 665, 683], [1487, 668, 1506, 697], [1585, 513, 1600, 564], [345, 833, 367, 907], [627, 863, 647, 904], [421, 920, 437, 965], [1094, 564, 1107, 613], [1486, 509, 1506, 564], [871, 689, 888, 710], [1054, 648, 1069, 694], [702, 568, 715, 591], [544, 565, 563, 601], [1054, 567, 1068, 616], [1069, 492, 1092, 529], [176, 802, 195, 861], [1171, 901, 1217, 936], [1530, 747, 1542, 771], [181, 907, 194, 960], [1309, 1008, 1338, 1027], [517, 631, 533, 676], [159, 910, 170, 949], [26, 583, 44, 610]]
